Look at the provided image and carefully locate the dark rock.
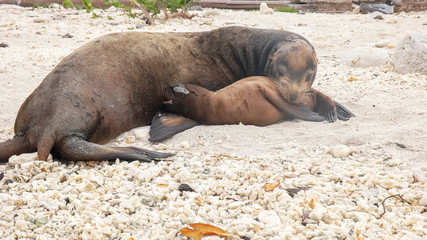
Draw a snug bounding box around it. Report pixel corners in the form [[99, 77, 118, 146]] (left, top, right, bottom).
[[62, 33, 73, 38], [178, 183, 195, 193], [4, 179, 13, 185]]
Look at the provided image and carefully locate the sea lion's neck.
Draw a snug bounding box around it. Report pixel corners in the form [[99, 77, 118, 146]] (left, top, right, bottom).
[[197, 27, 303, 87]]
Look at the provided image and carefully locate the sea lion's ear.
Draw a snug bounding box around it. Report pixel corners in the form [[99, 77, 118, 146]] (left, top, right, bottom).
[[264, 54, 275, 74], [149, 112, 200, 142]]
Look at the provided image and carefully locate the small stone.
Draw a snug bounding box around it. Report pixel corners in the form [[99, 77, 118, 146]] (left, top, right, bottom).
[[203, 10, 220, 17], [395, 142, 406, 148], [106, 6, 117, 12], [419, 192, 427, 206], [260, 2, 274, 14], [258, 210, 281, 227], [374, 15, 384, 20], [178, 183, 195, 193], [48, 3, 63, 9], [62, 33, 73, 38], [9, 153, 37, 165], [413, 169, 427, 183], [4, 179, 13, 185], [191, 6, 203, 11], [33, 18, 47, 23], [58, 172, 67, 183], [361, 188, 379, 198], [132, 128, 149, 139], [126, 134, 136, 143], [394, 32, 427, 75], [0, 42, 8, 48], [367, 11, 385, 19], [35, 216, 49, 226], [136, 24, 146, 29], [375, 39, 391, 48], [180, 141, 190, 149], [81, 181, 96, 192], [56, 22, 68, 31], [329, 145, 353, 158], [341, 47, 391, 68]]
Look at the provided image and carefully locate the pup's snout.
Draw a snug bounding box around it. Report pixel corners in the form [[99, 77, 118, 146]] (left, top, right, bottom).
[[290, 93, 298, 103]]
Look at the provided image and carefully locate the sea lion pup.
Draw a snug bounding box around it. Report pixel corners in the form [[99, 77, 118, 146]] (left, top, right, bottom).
[[0, 26, 331, 162], [148, 76, 355, 142]]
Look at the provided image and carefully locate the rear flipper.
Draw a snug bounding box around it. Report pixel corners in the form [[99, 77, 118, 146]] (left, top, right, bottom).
[[0, 134, 34, 162], [149, 111, 200, 142], [56, 136, 173, 162], [334, 101, 356, 121]]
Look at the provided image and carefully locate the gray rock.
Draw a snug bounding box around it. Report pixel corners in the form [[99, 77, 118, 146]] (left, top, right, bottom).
[[394, 32, 427, 75], [191, 6, 203, 11], [107, 6, 118, 12], [360, 1, 394, 14], [341, 47, 391, 68], [203, 9, 220, 17]]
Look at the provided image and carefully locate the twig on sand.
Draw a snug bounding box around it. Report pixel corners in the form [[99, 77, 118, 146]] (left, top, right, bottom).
[[379, 194, 412, 218]]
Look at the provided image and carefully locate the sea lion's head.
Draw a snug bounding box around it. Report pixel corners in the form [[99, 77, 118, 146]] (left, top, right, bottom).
[[265, 39, 318, 103]]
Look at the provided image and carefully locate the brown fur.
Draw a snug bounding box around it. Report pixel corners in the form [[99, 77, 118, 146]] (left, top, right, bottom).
[[149, 77, 355, 142], [162, 77, 332, 126]]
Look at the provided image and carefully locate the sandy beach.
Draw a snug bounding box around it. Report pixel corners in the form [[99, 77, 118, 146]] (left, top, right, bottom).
[[0, 4, 426, 239]]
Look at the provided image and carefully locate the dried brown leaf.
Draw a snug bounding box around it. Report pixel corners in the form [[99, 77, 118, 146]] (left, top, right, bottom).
[[264, 179, 280, 192], [181, 223, 229, 239], [347, 76, 363, 82], [190, 223, 229, 238], [180, 227, 203, 240]]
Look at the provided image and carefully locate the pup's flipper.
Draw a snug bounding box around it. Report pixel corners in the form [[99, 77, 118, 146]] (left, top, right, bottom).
[[289, 102, 326, 122], [335, 101, 356, 121], [149, 112, 200, 142]]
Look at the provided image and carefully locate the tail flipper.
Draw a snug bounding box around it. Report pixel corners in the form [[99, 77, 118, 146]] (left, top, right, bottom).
[[0, 135, 33, 162], [149, 112, 200, 142], [334, 101, 356, 121], [56, 136, 173, 162]]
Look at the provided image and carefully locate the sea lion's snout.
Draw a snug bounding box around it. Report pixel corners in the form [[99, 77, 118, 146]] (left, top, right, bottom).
[[289, 93, 297, 102], [277, 79, 305, 103]]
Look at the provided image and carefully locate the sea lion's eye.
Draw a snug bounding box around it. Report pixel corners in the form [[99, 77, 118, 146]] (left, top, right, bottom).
[[277, 67, 286, 76], [306, 74, 312, 82]]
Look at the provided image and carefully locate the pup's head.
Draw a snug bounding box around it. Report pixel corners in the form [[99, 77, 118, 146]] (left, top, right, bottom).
[[265, 39, 318, 103]]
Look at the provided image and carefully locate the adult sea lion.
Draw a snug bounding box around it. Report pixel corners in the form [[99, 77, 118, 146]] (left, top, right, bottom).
[[149, 76, 355, 142], [0, 26, 331, 162]]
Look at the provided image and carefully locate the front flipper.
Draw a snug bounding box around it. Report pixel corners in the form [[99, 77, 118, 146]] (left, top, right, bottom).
[[149, 111, 200, 142], [335, 101, 356, 121], [55, 136, 173, 162], [308, 89, 355, 123], [288, 102, 326, 122]]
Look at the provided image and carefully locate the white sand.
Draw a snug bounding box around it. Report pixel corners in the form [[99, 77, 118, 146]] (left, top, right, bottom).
[[0, 5, 426, 240]]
